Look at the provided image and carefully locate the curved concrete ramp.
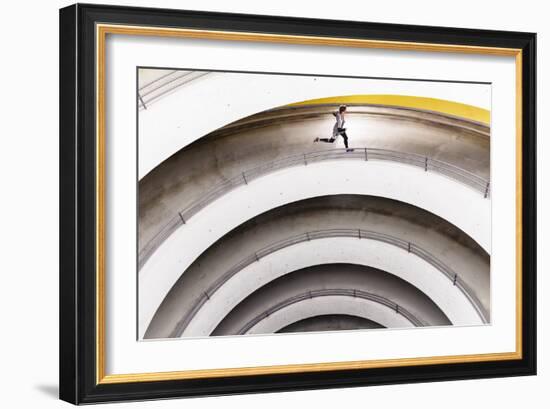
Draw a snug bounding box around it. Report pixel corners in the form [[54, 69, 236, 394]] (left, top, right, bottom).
[[139, 104, 489, 252], [212, 264, 451, 336], [143, 195, 488, 339]]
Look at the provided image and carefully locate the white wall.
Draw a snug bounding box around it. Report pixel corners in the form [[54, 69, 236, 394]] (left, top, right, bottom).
[[0, 1, 546, 409]]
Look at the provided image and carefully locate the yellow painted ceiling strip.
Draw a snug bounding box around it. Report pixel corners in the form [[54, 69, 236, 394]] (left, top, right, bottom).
[[287, 94, 490, 125]]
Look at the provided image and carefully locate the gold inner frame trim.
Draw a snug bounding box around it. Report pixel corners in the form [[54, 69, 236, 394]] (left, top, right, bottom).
[[95, 23, 523, 385]]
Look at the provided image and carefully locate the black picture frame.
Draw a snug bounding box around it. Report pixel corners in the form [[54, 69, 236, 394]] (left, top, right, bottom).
[[59, 3, 536, 404]]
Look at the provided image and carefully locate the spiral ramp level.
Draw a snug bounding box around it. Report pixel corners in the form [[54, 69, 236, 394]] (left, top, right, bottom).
[[137, 79, 490, 339]]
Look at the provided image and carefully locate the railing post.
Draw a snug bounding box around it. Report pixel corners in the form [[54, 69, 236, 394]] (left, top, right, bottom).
[[178, 212, 186, 224], [306, 232, 311, 241], [242, 172, 248, 185], [407, 242, 411, 253], [364, 147, 368, 161], [203, 291, 210, 300], [254, 252, 259, 262], [484, 181, 490, 198], [453, 274, 457, 286], [424, 157, 428, 172], [395, 304, 399, 314], [358, 229, 362, 239]]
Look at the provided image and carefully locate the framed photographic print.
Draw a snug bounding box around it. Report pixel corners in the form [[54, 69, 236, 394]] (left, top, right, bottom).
[[59, 3, 537, 404]]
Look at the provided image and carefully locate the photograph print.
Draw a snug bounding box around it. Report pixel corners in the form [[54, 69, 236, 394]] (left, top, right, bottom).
[[137, 68, 491, 340]]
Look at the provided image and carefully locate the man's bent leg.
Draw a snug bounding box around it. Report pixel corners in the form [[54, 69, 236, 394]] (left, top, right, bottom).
[[341, 132, 349, 149]]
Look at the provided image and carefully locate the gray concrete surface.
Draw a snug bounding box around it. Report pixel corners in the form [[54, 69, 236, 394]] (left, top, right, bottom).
[[139, 105, 490, 252], [211, 263, 451, 336], [277, 315, 384, 333], [144, 195, 489, 339]]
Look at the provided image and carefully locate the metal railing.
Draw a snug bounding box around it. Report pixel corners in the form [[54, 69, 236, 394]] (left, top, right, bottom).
[[138, 71, 210, 110], [171, 228, 488, 337], [236, 288, 425, 335], [139, 147, 490, 270]]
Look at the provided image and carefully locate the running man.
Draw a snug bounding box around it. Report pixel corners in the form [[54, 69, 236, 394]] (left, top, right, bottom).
[[314, 105, 353, 151]]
